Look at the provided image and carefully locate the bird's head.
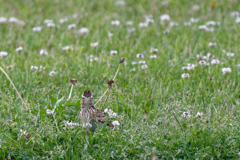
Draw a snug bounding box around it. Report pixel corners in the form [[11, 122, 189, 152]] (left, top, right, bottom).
[[81, 90, 94, 107]]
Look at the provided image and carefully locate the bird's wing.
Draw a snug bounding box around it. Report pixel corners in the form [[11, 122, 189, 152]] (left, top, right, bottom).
[[92, 106, 113, 126]]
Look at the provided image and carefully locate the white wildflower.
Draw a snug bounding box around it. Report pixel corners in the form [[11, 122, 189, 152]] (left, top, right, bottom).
[[9, 17, 18, 24], [44, 19, 53, 24], [128, 28, 135, 33], [125, 21, 133, 26], [181, 73, 189, 79], [160, 14, 170, 21], [0, 17, 7, 23], [110, 50, 118, 55], [67, 24, 76, 30], [195, 112, 203, 118], [199, 60, 207, 66], [136, 54, 144, 58], [141, 64, 148, 69], [139, 61, 146, 64], [211, 59, 220, 65], [150, 48, 158, 53], [190, 17, 198, 23], [139, 22, 148, 28], [90, 42, 99, 47], [32, 26, 42, 32], [226, 52, 234, 57], [198, 25, 208, 30], [49, 71, 56, 76], [192, 5, 200, 11], [30, 66, 38, 70], [15, 47, 23, 52], [59, 18, 68, 23], [111, 20, 120, 26], [169, 21, 178, 27], [108, 32, 113, 37], [163, 29, 169, 34], [39, 49, 48, 55], [208, 42, 216, 47], [112, 120, 120, 126], [104, 109, 118, 118], [130, 68, 136, 72], [62, 46, 70, 51], [222, 68, 231, 75], [150, 55, 157, 58], [231, 11, 239, 17], [182, 112, 191, 119], [184, 22, 191, 26], [78, 28, 89, 35], [131, 61, 137, 65], [6, 65, 13, 69], [0, 51, 8, 57], [94, 57, 99, 61], [114, 0, 126, 6], [235, 17, 240, 23], [206, 21, 220, 26], [65, 121, 80, 129], [46, 22, 55, 27]]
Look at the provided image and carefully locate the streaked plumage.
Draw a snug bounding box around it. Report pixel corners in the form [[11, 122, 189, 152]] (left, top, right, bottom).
[[79, 90, 113, 131]]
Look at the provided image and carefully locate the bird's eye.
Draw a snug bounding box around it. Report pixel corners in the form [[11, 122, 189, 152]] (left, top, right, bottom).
[[82, 97, 85, 100]]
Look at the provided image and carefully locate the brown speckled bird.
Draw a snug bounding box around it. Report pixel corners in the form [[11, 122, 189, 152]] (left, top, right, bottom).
[[79, 90, 113, 131]]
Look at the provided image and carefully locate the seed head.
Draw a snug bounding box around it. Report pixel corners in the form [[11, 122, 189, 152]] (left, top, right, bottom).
[[70, 78, 77, 85], [107, 79, 114, 88], [119, 57, 125, 63]]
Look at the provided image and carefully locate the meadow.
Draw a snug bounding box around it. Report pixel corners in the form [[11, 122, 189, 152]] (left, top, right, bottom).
[[1, 0, 240, 159]]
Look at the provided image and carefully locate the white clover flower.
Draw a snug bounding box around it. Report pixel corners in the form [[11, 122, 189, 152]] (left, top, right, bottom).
[[131, 61, 137, 65], [30, 66, 38, 71], [222, 68, 231, 75], [231, 11, 239, 17], [39, 65, 45, 72], [104, 109, 118, 118], [94, 57, 99, 61], [78, 28, 89, 35], [195, 112, 203, 118], [186, 64, 196, 70], [169, 21, 178, 27], [150, 55, 157, 59], [39, 49, 48, 55], [65, 121, 80, 129], [110, 50, 118, 55], [190, 17, 198, 23], [163, 29, 169, 34], [202, 56, 207, 60], [44, 19, 53, 24], [130, 68, 136, 72], [49, 71, 56, 76], [182, 66, 188, 70], [9, 17, 18, 24], [181, 73, 189, 79], [139, 22, 148, 28], [18, 20, 25, 27], [141, 64, 148, 69], [62, 46, 70, 51], [32, 27, 41, 32], [46, 109, 54, 114], [196, 54, 202, 59], [67, 24, 76, 30], [145, 17, 154, 24], [207, 53, 213, 60], [136, 54, 144, 58], [182, 112, 191, 119], [59, 18, 68, 23], [160, 14, 170, 21], [226, 52, 235, 57], [111, 20, 120, 26], [108, 32, 113, 37], [125, 21, 133, 26], [206, 27, 214, 32], [6, 65, 13, 69], [198, 25, 208, 30], [192, 5, 200, 11], [211, 59, 220, 65], [0, 51, 8, 57], [150, 48, 158, 53], [46, 22, 55, 27], [90, 42, 99, 47], [199, 60, 207, 66], [206, 21, 220, 26], [139, 61, 146, 64], [184, 22, 191, 26], [114, 0, 125, 6], [236, 17, 240, 23], [112, 120, 120, 126], [15, 47, 23, 52], [0, 17, 7, 23], [208, 42, 216, 47], [128, 27, 135, 33], [161, 1, 168, 5]]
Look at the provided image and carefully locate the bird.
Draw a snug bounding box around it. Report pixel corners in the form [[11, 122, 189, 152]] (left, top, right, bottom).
[[79, 90, 115, 132]]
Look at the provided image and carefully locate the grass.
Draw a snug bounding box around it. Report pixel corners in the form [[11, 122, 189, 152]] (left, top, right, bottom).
[[1, 0, 240, 159]]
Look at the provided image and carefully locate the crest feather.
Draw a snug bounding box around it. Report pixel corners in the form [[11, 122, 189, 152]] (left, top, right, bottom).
[[83, 90, 92, 98]]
